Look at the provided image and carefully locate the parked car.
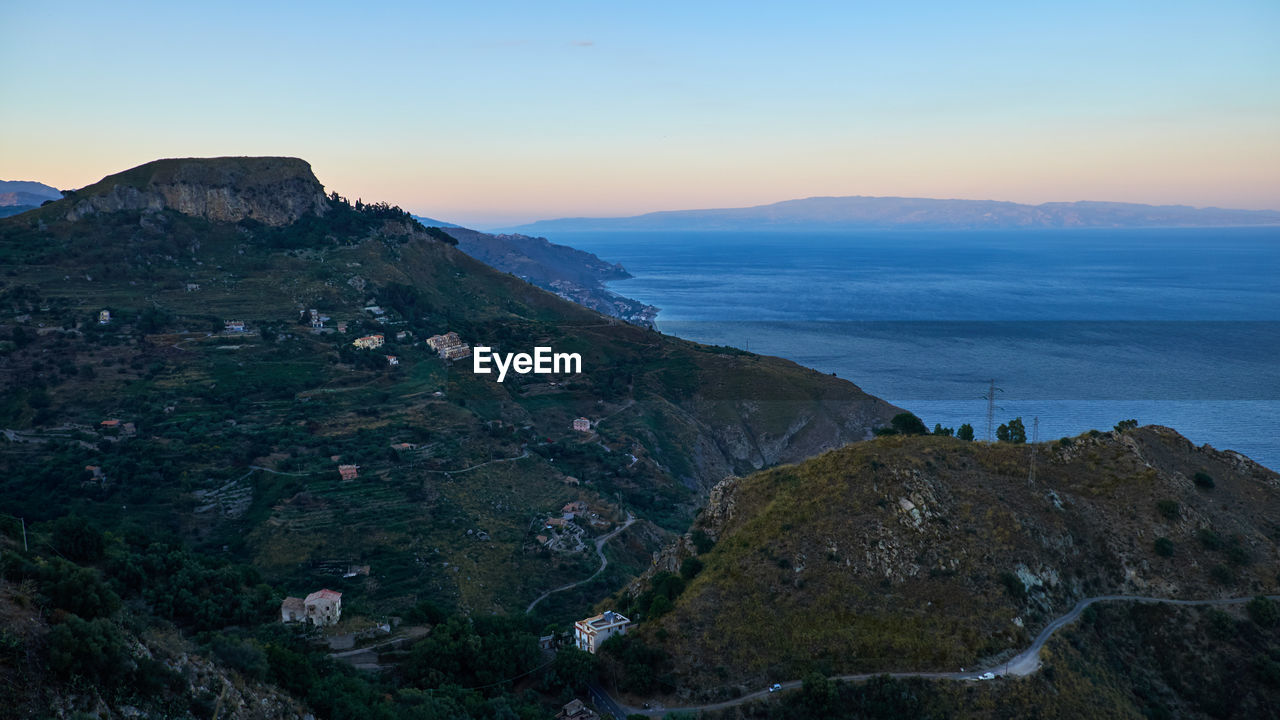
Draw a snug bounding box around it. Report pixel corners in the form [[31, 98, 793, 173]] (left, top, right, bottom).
[[979, 672, 996, 681], [769, 683, 783, 693]]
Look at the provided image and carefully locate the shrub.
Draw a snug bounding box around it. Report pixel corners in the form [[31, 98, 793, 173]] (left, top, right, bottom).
[[1210, 564, 1235, 585], [1156, 500, 1180, 521], [1154, 537, 1175, 557], [1114, 419, 1138, 432], [1193, 471, 1215, 489], [1226, 536, 1252, 566], [679, 556, 703, 580], [1198, 528, 1224, 551], [1247, 596, 1280, 628], [690, 529, 714, 554], [999, 571, 1027, 600]]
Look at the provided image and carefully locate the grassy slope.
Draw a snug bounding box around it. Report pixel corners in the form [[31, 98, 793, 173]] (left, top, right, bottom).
[[639, 427, 1280, 691]]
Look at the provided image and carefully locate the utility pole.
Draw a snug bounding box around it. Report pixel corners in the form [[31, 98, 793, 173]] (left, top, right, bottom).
[[1028, 417, 1039, 487], [983, 380, 1002, 442], [20, 517, 27, 552]]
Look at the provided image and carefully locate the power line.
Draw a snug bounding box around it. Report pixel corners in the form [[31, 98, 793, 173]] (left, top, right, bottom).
[[982, 380, 1003, 442]]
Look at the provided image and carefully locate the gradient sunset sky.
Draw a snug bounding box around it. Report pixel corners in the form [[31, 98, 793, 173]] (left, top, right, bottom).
[[3, 1, 1277, 228]]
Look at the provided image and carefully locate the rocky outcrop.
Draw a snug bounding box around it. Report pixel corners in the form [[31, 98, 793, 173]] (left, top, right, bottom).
[[64, 157, 328, 226]]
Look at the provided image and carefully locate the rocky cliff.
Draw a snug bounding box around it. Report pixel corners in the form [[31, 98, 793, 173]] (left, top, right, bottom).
[[624, 426, 1280, 693], [61, 156, 329, 226]]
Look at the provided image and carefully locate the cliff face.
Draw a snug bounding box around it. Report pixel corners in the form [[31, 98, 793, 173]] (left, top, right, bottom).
[[63, 156, 328, 226]]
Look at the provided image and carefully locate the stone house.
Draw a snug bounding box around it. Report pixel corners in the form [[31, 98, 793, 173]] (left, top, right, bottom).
[[556, 699, 599, 719], [306, 589, 342, 625], [572, 417, 591, 432], [280, 589, 343, 626], [280, 596, 305, 623]]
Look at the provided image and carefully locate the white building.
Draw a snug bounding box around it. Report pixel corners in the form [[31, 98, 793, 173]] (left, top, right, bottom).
[[574, 610, 630, 654], [304, 589, 343, 626]]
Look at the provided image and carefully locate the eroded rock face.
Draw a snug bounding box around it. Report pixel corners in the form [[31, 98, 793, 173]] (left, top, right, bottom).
[[65, 156, 328, 226]]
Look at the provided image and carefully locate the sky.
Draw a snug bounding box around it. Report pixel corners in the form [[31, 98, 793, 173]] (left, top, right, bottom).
[[2, 1, 1278, 228]]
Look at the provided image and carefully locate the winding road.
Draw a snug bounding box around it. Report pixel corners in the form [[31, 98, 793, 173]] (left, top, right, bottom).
[[526, 512, 636, 614], [596, 593, 1280, 718]]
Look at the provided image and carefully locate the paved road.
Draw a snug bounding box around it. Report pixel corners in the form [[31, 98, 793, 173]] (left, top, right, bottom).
[[588, 682, 629, 720], [526, 512, 637, 613], [607, 593, 1280, 717]]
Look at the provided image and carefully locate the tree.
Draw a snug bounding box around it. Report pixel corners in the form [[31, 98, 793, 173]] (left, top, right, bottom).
[[996, 423, 1010, 443], [1114, 419, 1138, 432], [542, 646, 598, 693], [957, 424, 975, 441], [48, 615, 129, 683], [889, 412, 928, 435], [932, 424, 954, 437], [647, 594, 673, 618], [1008, 417, 1027, 443]]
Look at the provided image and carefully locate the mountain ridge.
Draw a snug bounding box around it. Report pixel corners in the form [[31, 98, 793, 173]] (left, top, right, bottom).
[[509, 195, 1280, 233]]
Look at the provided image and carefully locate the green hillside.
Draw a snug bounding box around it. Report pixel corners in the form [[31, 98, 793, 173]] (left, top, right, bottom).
[[0, 157, 897, 621]]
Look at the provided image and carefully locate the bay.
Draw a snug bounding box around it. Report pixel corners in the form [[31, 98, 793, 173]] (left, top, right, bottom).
[[553, 227, 1280, 469]]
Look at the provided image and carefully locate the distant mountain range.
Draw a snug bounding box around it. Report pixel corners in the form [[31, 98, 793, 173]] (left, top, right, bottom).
[[509, 196, 1280, 233], [0, 179, 62, 217], [410, 214, 460, 228]]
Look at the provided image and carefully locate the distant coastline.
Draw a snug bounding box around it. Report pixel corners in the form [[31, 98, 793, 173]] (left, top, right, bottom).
[[506, 195, 1280, 234]]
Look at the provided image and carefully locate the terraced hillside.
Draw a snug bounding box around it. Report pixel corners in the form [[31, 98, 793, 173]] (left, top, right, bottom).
[[0, 156, 898, 620]]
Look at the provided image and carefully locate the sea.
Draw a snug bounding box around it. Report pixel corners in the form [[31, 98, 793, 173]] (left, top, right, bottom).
[[551, 227, 1280, 471]]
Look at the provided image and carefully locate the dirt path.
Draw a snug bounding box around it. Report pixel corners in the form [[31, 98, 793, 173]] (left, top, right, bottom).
[[526, 512, 636, 614]]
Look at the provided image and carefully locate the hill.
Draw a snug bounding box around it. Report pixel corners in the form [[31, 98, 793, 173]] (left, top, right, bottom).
[[411, 213, 460, 228], [612, 426, 1280, 707], [445, 226, 658, 326], [509, 196, 1280, 233], [0, 156, 897, 619], [0, 179, 62, 218], [0, 179, 62, 208]]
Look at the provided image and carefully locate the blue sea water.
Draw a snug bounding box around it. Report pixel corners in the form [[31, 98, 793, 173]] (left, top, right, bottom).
[[553, 228, 1280, 470]]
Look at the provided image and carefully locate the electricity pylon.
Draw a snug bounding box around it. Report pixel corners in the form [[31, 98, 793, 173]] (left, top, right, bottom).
[[983, 380, 1003, 442]]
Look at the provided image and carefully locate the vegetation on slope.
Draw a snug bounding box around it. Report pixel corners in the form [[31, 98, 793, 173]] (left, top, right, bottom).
[[0, 156, 895, 634], [622, 426, 1280, 697]]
